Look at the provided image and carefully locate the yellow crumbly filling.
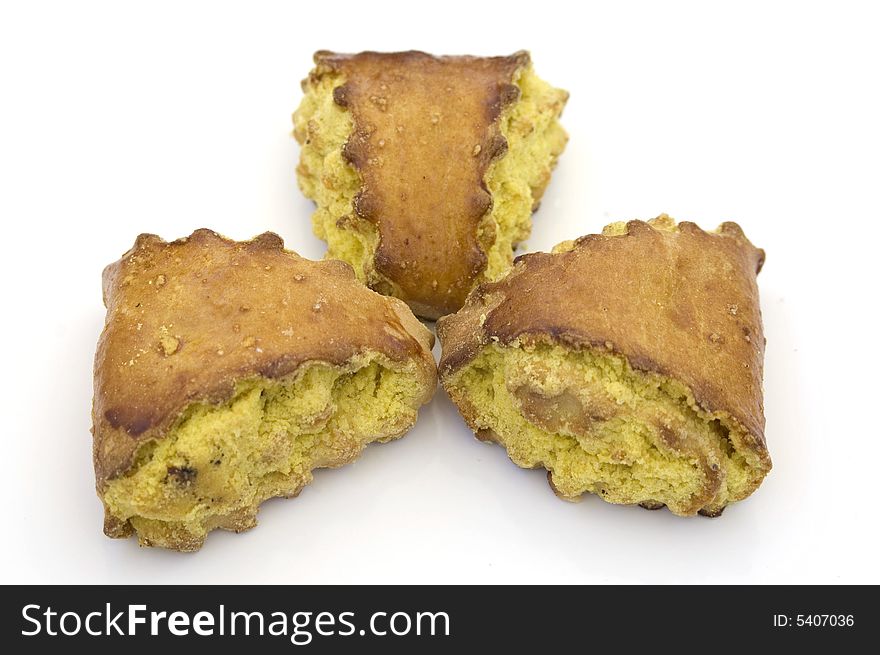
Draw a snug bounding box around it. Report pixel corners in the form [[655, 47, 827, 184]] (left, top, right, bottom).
[[293, 73, 375, 283], [104, 355, 422, 549], [292, 65, 567, 288], [448, 343, 762, 515], [481, 65, 568, 280]]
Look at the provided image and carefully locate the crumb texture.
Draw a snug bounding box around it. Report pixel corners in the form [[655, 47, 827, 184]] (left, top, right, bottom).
[[482, 65, 568, 280], [104, 355, 424, 551], [446, 343, 763, 515], [294, 51, 567, 318], [293, 71, 372, 284]]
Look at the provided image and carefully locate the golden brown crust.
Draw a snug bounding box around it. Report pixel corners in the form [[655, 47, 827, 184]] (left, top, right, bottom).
[[437, 217, 768, 453], [308, 50, 530, 319], [93, 228, 436, 492]]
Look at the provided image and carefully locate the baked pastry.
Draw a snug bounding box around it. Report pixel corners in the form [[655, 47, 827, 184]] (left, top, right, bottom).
[[92, 229, 436, 551], [294, 50, 568, 319], [437, 215, 771, 516]]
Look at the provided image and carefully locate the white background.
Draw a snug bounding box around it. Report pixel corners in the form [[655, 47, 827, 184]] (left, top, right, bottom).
[[1, 0, 878, 584]]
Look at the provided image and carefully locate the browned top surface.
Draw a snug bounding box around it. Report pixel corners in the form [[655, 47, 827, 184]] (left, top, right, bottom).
[[93, 229, 436, 485], [438, 219, 767, 446], [311, 50, 529, 319]]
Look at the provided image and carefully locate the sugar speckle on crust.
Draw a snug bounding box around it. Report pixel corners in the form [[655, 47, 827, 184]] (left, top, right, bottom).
[[158, 326, 179, 356]]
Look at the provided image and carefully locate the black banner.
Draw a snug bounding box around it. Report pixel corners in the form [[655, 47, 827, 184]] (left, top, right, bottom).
[[1, 585, 870, 651]]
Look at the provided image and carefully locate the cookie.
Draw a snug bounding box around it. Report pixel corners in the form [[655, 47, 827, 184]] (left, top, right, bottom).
[[93, 229, 436, 551], [294, 50, 568, 319], [437, 215, 770, 516]]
